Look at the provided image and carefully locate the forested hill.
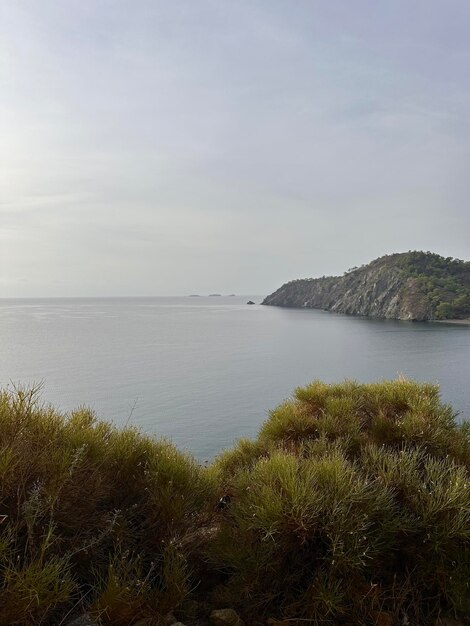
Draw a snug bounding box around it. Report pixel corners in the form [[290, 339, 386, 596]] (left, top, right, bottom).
[[262, 251, 470, 321]]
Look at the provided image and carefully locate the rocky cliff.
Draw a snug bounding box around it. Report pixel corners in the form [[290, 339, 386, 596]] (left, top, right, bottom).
[[262, 252, 470, 321]]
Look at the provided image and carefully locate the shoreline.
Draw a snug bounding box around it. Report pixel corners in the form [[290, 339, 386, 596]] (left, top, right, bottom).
[[433, 318, 470, 326]]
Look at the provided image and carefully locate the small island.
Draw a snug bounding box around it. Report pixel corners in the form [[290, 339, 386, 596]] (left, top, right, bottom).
[[262, 251, 470, 322]]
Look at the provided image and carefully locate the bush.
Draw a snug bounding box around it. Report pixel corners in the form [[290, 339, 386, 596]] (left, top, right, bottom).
[[0, 380, 469, 625], [0, 386, 216, 625], [210, 379, 470, 624]]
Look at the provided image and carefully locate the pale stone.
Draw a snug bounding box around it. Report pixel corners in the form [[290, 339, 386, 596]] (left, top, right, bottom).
[[210, 608, 245, 626]]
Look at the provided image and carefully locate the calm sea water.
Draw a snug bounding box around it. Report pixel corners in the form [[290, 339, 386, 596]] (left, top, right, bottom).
[[0, 296, 469, 459]]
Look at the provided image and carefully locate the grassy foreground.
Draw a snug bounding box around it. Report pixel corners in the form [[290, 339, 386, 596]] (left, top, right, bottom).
[[0, 381, 469, 625]]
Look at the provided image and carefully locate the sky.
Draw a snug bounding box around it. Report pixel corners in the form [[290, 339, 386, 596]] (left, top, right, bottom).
[[1, 0, 470, 297]]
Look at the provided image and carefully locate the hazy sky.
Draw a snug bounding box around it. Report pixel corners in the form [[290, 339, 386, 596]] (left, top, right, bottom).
[[2, 1, 470, 296]]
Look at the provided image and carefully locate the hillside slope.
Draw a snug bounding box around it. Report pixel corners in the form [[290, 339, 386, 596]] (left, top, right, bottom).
[[262, 251, 470, 321]]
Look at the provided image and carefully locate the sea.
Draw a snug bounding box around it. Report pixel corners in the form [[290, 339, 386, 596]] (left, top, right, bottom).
[[0, 296, 469, 459]]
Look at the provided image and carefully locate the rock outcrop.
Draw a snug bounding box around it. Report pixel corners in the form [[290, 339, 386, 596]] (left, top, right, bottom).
[[262, 251, 470, 321]]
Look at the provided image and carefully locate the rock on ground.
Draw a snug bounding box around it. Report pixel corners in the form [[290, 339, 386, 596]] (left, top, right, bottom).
[[210, 608, 245, 626]]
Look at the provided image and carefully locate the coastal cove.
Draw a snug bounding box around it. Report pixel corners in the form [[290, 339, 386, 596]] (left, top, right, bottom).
[[1, 295, 469, 459]]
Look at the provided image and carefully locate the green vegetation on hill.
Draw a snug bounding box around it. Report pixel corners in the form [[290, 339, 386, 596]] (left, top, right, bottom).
[[263, 251, 470, 321], [0, 382, 469, 625], [398, 251, 470, 319]]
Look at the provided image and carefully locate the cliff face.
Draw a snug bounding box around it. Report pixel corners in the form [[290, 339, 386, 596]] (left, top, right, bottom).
[[262, 252, 470, 321]]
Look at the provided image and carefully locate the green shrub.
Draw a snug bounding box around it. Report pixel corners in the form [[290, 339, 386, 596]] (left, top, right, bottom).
[[0, 380, 469, 625], [0, 386, 215, 625], [210, 379, 470, 624]]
